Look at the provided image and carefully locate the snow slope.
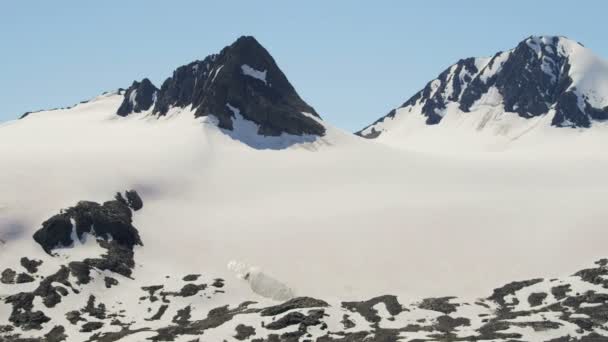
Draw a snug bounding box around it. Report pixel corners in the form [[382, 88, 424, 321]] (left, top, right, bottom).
[[2, 92, 607, 303]]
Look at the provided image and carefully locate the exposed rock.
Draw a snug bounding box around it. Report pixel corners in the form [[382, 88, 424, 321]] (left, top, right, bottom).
[[33, 194, 143, 254], [118, 36, 325, 137], [528, 292, 548, 307], [80, 322, 104, 333], [176, 283, 207, 297], [44, 325, 67, 342], [261, 297, 329, 316], [489, 278, 544, 306], [434, 315, 470, 332], [82, 296, 106, 320], [418, 297, 459, 314], [104, 277, 118, 289], [265, 309, 325, 330], [15, 273, 35, 284], [342, 295, 403, 323], [172, 305, 192, 326], [1, 268, 16, 284], [125, 190, 143, 211], [551, 284, 572, 300], [5, 292, 50, 330], [146, 305, 169, 321], [182, 274, 201, 282], [212, 278, 225, 288], [32, 214, 73, 254], [234, 324, 256, 340], [20, 258, 43, 274], [65, 311, 84, 325], [116, 79, 158, 116]]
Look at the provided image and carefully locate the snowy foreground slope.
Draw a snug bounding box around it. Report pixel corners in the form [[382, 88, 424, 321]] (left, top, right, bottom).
[[358, 36, 608, 152], [1, 36, 608, 341]]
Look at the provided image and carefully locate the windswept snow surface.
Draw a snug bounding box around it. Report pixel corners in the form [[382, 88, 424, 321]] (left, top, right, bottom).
[[1, 92, 608, 306]]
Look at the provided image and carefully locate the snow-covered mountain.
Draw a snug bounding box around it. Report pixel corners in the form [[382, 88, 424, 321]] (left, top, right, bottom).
[[2, 35, 608, 341], [357, 36, 608, 151], [21, 36, 327, 149]]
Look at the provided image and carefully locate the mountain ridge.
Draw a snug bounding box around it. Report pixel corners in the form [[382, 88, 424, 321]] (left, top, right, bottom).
[[358, 35, 608, 140], [116, 35, 325, 137]]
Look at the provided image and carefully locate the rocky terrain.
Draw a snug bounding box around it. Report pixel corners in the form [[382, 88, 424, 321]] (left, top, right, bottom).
[[0, 192, 607, 341]]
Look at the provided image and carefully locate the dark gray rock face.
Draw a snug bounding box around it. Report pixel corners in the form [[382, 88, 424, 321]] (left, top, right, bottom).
[[234, 324, 256, 340], [358, 35, 608, 138], [342, 295, 403, 323], [32, 214, 73, 253], [118, 36, 325, 137], [33, 191, 143, 254], [260, 297, 329, 316], [459, 37, 567, 117], [20, 258, 43, 274], [116, 78, 158, 116], [1, 268, 17, 284]]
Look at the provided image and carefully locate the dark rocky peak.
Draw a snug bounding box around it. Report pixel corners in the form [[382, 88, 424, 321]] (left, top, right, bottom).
[[121, 36, 325, 137], [116, 78, 158, 116], [459, 35, 572, 118]]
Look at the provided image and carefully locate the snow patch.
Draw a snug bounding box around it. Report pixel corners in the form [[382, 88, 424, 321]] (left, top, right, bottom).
[[241, 64, 267, 84], [211, 65, 224, 83], [128, 89, 138, 108]]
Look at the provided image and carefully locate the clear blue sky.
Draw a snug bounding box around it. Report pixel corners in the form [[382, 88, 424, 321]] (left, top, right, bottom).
[[1, 1, 606, 131]]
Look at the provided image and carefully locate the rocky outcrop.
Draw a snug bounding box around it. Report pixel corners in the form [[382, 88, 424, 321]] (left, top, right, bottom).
[[116, 79, 158, 116], [33, 190, 143, 254]]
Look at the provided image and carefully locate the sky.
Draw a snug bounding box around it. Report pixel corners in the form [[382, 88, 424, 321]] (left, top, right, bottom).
[[1, 1, 606, 132]]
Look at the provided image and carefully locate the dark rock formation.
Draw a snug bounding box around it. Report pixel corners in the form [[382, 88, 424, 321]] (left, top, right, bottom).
[[44, 325, 67, 342], [342, 295, 403, 323], [118, 36, 325, 137], [418, 297, 459, 314], [182, 274, 201, 282], [33, 191, 143, 254], [80, 322, 104, 332], [124, 190, 143, 211], [260, 297, 329, 316], [1, 268, 16, 284], [20, 258, 43, 274], [104, 277, 119, 289], [234, 324, 256, 340], [146, 305, 169, 321], [116, 79, 158, 116], [489, 278, 544, 306], [32, 214, 73, 253], [528, 292, 548, 307], [265, 309, 325, 330], [15, 273, 35, 284]]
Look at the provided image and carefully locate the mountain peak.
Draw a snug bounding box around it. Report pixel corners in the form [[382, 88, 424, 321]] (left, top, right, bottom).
[[358, 34, 608, 140], [230, 35, 264, 50], [116, 36, 325, 137]]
